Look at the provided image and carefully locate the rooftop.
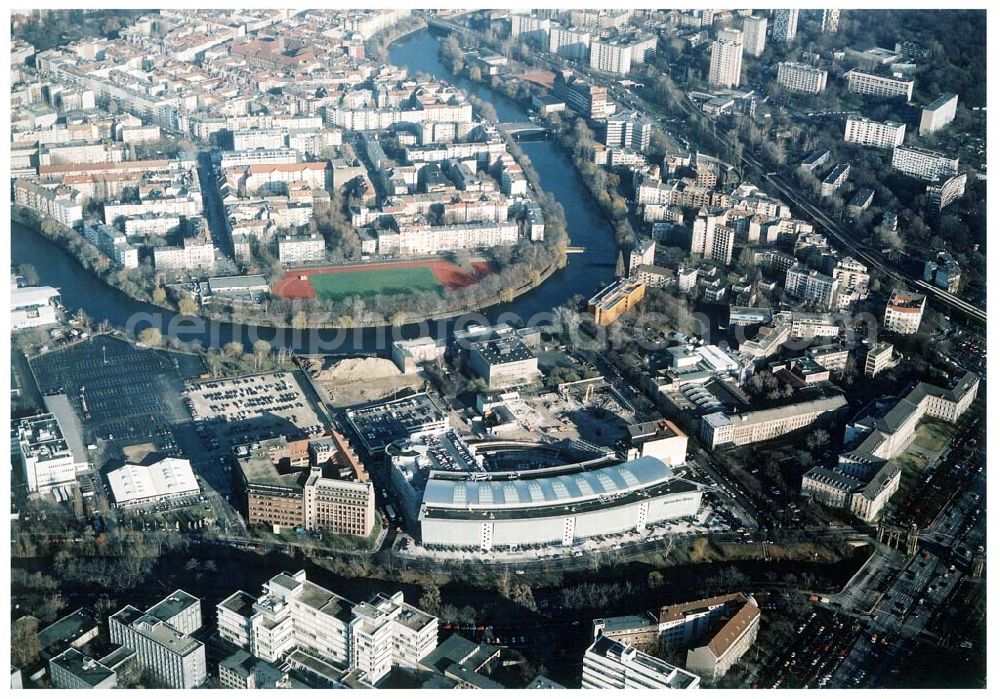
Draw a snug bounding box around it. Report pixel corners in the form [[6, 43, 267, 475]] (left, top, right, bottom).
[[146, 590, 200, 626], [50, 648, 115, 688], [587, 635, 700, 689]]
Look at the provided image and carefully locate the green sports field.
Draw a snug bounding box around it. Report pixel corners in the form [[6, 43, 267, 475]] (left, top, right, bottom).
[[309, 266, 443, 301]]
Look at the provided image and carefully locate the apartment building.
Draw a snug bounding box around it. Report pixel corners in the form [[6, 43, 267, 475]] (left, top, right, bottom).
[[776, 62, 828, 94], [883, 289, 926, 334], [821, 163, 850, 196], [771, 9, 798, 43], [605, 111, 652, 152], [589, 276, 646, 326], [590, 37, 632, 75], [821, 9, 840, 33], [845, 69, 914, 100], [153, 236, 216, 270], [13, 178, 84, 227], [784, 265, 840, 309], [864, 342, 894, 377], [844, 116, 905, 148], [629, 238, 656, 272], [700, 395, 848, 448], [691, 211, 735, 265], [510, 12, 552, 46], [833, 256, 870, 307], [891, 145, 959, 181], [83, 221, 140, 269], [349, 592, 438, 684], [278, 233, 325, 264], [108, 605, 206, 689], [549, 25, 591, 61], [232, 128, 288, 151], [582, 635, 700, 689], [384, 220, 518, 257], [742, 15, 767, 57], [709, 29, 744, 88], [919, 93, 958, 135], [926, 173, 967, 214]]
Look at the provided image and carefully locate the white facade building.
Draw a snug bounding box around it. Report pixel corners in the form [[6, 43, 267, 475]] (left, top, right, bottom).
[[419, 457, 702, 551], [776, 62, 828, 94], [107, 456, 200, 508], [709, 29, 744, 89], [771, 9, 798, 43], [891, 146, 959, 181], [844, 116, 906, 148], [919, 93, 958, 135], [883, 289, 926, 334], [845, 69, 914, 100], [742, 16, 767, 57], [277, 233, 325, 264], [582, 635, 701, 689], [17, 412, 83, 494], [108, 606, 206, 689]]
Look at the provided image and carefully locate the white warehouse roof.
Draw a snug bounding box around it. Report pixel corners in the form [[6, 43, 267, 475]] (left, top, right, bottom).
[[108, 456, 199, 506], [422, 456, 675, 510]]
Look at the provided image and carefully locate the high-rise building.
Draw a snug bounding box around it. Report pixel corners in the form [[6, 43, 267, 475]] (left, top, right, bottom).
[[108, 603, 206, 689], [548, 25, 591, 61], [821, 9, 840, 34], [771, 9, 798, 43], [844, 116, 906, 148], [776, 62, 828, 93], [742, 15, 767, 57], [691, 211, 735, 265], [589, 37, 632, 75], [919, 93, 958, 135], [510, 12, 551, 47], [349, 592, 439, 684], [709, 29, 744, 88], [605, 111, 652, 151]]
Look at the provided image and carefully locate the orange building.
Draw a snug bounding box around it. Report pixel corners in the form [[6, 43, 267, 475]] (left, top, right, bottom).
[[589, 276, 646, 326]]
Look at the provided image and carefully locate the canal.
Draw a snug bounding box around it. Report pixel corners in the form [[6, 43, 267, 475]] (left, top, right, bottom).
[[11, 27, 619, 353]]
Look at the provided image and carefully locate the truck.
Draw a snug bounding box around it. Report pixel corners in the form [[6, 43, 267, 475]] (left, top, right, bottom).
[[385, 504, 397, 522]]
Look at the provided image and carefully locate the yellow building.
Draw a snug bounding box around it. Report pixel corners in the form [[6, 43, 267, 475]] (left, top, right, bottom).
[[589, 276, 646, 326]]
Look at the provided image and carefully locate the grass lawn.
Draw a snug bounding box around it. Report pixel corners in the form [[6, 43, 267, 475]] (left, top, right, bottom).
[[309, 267, 442, 302], [913, 419, 953, 453], [894, 450, 930, 495]]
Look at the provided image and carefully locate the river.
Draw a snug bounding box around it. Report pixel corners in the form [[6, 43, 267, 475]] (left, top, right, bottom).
[[11, 27, 618, 354]]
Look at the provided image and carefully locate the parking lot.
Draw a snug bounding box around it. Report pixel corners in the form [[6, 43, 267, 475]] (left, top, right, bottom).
[[755, 606, 864, 689], [185, 371, 325, 436], [29, 335, 204, 448]]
